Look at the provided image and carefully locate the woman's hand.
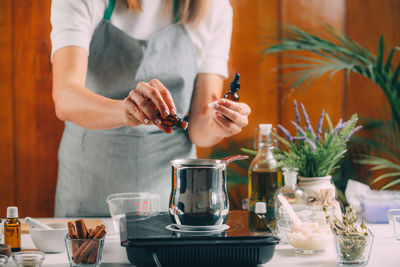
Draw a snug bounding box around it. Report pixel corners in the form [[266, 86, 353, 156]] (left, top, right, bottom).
[[122, 79, 177, 133], [210, 98, 251, 137], [188, 73, 251, 147]]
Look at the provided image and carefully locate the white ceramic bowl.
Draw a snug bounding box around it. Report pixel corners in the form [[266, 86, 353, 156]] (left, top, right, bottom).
[[30, 222, 68, 253]]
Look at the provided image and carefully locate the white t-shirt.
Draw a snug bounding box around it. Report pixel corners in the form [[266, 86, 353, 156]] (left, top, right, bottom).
[[50, 0, 233, 78]]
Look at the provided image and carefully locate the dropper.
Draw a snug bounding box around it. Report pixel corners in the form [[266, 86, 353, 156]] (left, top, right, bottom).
[[229, 73, 240, 92]]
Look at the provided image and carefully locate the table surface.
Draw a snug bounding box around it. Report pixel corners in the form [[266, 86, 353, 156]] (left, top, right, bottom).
[[5, 218, 400, 267]]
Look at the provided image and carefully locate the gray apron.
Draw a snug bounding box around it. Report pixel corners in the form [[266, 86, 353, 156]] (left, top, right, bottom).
[[55, 0, 197, 217]]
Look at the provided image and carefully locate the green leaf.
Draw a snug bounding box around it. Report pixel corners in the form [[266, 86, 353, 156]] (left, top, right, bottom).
[[370, 172, 400, 184], [392, 63, 400, 88], [381, 179, 400, 190], [376, 35, 384, 72], [325, 113, 334, 131], [385, 47, 396, 71]]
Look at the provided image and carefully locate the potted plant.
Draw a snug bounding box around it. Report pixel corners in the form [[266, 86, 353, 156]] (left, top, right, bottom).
[[264, 24, 400, 191], [326, 206, 374, 266], [275, 101, 361, 215]]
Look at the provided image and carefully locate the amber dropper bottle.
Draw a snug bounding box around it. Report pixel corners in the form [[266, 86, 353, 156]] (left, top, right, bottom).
[[224, 73, 240, 102], [4, 206, 21, 252], [158, 111, 188, 130]]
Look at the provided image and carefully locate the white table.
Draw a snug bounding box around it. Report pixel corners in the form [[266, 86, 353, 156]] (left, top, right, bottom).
[[5, 219, 400, 266]]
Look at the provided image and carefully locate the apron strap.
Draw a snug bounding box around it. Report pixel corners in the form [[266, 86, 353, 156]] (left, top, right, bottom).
[[173, 0, 180, 23], [104, 0, 116, 20]]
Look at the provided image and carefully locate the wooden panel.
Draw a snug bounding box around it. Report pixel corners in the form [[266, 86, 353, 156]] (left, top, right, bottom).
[[197, 0, 279, 157], [21, 219, 103, 234], [346, 0, 400, 119], [280, 0, 346, 131], [0, 0, 15, 217], [13, 0, 64, 217]]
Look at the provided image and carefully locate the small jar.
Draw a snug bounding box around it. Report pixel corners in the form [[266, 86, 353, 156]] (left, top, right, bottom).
[[13, 251, 45, 267], [287, 215, 332, 254], [0, 255, 8, 267], [276, 204, 313, 244]]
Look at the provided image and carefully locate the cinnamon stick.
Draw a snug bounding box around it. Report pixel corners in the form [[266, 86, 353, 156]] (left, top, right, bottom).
[[67, 221, 80, 254], [75, 219, 88, 239], [67, 222, 78, 239], [87, 225, 105, 263], [88, 229, 95, 239], [75, 229, 106, 264]]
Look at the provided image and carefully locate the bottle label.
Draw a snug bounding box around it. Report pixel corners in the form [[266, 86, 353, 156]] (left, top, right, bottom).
[[255, 202, 267, 214]]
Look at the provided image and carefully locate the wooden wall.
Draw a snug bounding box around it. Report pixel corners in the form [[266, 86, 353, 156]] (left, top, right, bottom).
[[0, 0, 398, 217], [0, 0, 64, 218]]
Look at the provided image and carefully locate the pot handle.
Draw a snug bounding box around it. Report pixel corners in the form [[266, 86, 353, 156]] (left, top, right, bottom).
[[221, 155, 249, 165]]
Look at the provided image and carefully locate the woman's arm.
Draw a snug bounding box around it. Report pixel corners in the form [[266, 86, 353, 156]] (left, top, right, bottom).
[[52, 46, 175, 133], [52, 47, 127, 129], [188, 73, 251, 147]]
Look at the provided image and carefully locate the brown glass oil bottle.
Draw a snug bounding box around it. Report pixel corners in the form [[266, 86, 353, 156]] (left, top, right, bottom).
[[4, 206, 21, 252], [248, 124, 282, 230], [224, 73, 240, 102], [158, 111, 188, 130]]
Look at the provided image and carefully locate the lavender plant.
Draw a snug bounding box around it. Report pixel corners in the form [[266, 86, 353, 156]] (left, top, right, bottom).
[[276, 101, 361, 177]]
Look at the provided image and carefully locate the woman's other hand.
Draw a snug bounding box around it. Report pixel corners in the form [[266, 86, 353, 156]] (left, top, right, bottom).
[[188, 73, 251, 147], [210, 98, 251, 137], [123, 79, 176, 133]]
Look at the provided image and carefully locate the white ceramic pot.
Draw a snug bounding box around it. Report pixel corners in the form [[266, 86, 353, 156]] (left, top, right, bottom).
[[298, 175, 341, 217]]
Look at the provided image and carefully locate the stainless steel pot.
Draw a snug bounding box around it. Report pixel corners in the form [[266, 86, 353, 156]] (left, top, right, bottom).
[[169, 156, 248, 227]]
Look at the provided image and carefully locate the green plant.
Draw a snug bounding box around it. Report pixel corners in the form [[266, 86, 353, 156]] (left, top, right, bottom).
[[326, 206, 370, 261], [275, 101, 360, 177], [355, 116, 400, 189], [264, 23, 400, 188]]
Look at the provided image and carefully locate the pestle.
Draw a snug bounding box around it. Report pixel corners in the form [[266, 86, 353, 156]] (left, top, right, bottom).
[[25, 217, 53, 230], [277, 194, 302, 226]]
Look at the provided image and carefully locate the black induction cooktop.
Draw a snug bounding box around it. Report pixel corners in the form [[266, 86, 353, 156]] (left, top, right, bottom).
[[120, 210, 279, 267]]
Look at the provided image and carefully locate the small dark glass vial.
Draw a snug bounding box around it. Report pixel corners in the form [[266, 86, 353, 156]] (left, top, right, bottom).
[[158, 111, 188, 130], [224, 73, 240, 102]]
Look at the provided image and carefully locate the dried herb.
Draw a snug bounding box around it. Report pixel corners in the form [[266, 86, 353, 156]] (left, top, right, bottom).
[[325, 206, 369, 261]]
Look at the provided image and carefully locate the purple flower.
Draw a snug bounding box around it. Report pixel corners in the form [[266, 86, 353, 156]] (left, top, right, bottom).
[[278, 124, 293, 142], [305, 138, 317, 151], [316, 109, 325, 142], [333, 118, 343, 134], [300, 102, 315, 136], [291, 121, 307, 136], [344, 125, 363, 141], [293, 136, 306, 141], [294, 100, 301, 124]]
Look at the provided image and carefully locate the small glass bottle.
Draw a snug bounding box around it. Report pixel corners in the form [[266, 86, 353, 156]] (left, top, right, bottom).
[[224, 73, 240, 102], [158, 111, 188, 130], [274, 167, 306, 221], [248, 124, 282, 229], [4, 206, 21, 252]]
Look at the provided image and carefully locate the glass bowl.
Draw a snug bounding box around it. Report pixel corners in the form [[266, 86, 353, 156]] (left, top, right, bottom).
[[13, 251, 45, 267], [334, 229, 374, 265], [0, 254, 8, 267], [286, 215, 332, 254], [276, 219, 291, 244], [65, 236, 105, 266], [0, 244, 11, 258]]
